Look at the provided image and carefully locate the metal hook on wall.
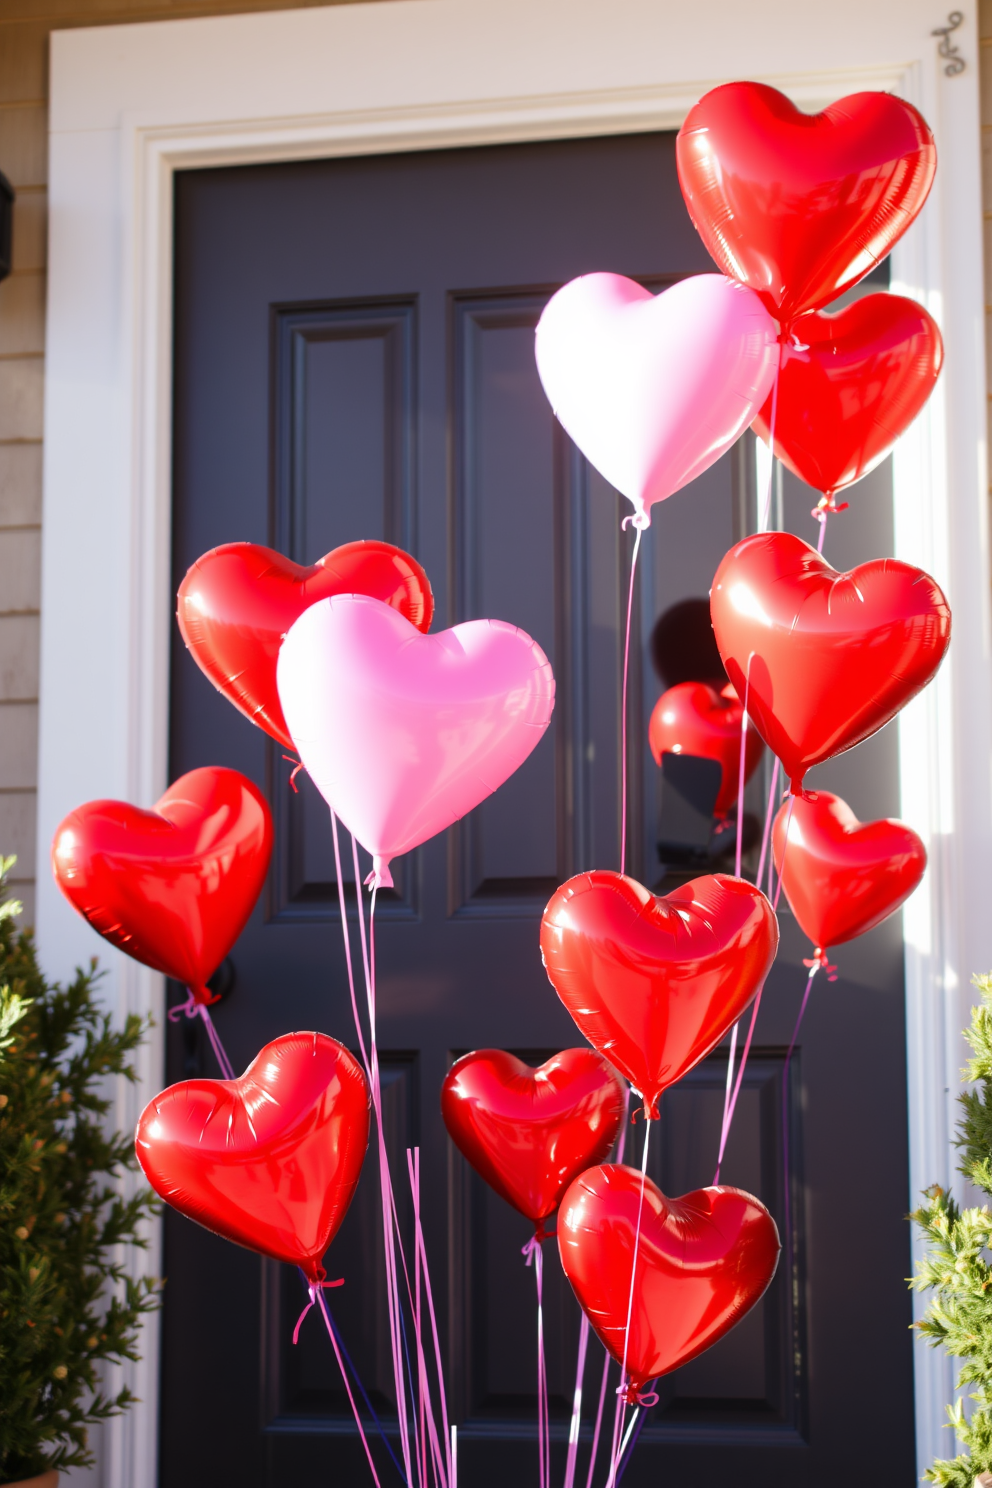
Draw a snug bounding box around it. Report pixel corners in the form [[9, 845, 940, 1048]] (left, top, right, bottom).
[[932, 11, 966, 75]]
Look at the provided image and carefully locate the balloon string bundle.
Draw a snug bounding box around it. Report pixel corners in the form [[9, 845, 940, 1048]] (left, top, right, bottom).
[[330, 808, 452, 1488], [604, 1119, 656, 1488], [714, 794, 795, 1184], [167, 991, 236, 1081], [522, 1235, 550, 1488], [563, 1088, 630, 1488]]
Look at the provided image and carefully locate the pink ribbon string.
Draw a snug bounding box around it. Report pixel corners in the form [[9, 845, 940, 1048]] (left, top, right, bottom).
[[605, 1118, 653, 1488], [620, 524, 644, 877], [733, 653, 755, 880], [329, 810, 371, 1082], [198, 1005, 236, 1081], [585, 1353, 612, 1488], [563, 1313, 590, 1488], [407, 1146, 453, 1488], [523, 1235, 550, 1488], [344, 839, 417, 1487], [812, 493, 847, 555], [573, 1087, 630, 1488], [314, 1284, 383, 1487], [343, 833, 451, 1488], [167, 991, 235, 1080]]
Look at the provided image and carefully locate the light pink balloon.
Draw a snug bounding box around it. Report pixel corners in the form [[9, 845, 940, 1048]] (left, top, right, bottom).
[[276, 594, 555, 887], [535, 272, 779, 527]]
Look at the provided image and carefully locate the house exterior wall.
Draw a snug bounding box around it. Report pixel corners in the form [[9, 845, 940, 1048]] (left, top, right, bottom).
[[0, 0, 363, 925]]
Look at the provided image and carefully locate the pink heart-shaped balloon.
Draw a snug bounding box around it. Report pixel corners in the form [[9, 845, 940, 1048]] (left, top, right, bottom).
[[276, 595, 555, 885], [535, 273, 779, 526]]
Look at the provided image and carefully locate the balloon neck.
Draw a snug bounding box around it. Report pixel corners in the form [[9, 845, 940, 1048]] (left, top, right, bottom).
[[789, 779, 819, 802], [364, 856, 394, 890], [192, 983, 220, 1008]]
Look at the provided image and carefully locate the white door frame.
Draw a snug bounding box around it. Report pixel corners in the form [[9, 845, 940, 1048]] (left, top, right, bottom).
[[39, 4, 989, 1483]]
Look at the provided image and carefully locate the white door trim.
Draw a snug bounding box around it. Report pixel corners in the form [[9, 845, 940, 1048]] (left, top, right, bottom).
[[40, 5, 988, 1483]]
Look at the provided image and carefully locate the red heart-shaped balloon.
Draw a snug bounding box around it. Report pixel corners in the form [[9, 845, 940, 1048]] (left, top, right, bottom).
[[558, 1164, 780, 1395], [753, 294, 943, 501], [136, 1033, 369, 1282], [648, 681, 764, 818], [772, 790, 926, 951], [52, 767, 271, 1004], [540, 873, 778, 1119], [441, 1049, 625, 1237], [177, 540, 434, 749], [676, 82, 936, 325], [710, 532, 951, 793]]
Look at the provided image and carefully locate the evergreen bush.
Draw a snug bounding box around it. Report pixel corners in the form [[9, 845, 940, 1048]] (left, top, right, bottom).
[[913, 972, 992, 1487], [0, 854, 159, 1483]]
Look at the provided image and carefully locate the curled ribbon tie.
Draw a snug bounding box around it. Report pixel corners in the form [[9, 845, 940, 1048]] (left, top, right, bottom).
[[803, 947, 838, 982], [281, 754, 305, 793], [167, 988, 198, 1023], [292, 1276, 345, 1345], [618, 1380, 659, 1408], [167, 986, 220, 1019]]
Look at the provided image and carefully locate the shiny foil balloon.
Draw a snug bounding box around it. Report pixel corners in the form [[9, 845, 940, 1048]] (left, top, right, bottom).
[[177, 539, 434, 750], [535, 273, 778, 526], [772, 790, 926, 951], [648, 681, 763, 818], [676, 82, 936, 325], [710, 532, 951, 794], [540, 872, 778, 1119], [277, 594, 555, 888], [136, 1033, 369, 1282], [441, 1049, 625, 1238], [52, 767, 271, 1004], [558, 1164, 780, 1396], [753, 294, 943, 501]]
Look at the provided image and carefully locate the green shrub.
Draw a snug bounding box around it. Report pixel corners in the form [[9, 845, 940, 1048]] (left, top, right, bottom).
[[912, 972, 992, 1486], [0, 855, 159, 1483]]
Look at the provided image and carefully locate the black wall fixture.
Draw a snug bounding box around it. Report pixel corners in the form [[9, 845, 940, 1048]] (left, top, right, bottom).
[[0, 171, 14, 283]]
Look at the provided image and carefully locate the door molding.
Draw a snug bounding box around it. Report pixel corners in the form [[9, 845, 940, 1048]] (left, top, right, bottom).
[[40, 5, 987, 1483]]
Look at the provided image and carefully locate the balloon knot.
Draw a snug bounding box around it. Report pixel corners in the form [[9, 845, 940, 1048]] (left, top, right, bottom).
[[812, 495, 848, 520], [621, 508, 650, 532], [803, 948, 838, 982]]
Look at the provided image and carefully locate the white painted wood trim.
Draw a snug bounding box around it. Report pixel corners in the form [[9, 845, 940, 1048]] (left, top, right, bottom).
[[39, 4, 990, 1483]]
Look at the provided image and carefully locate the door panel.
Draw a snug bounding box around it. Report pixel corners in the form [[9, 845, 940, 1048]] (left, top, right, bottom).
[[166, 134, 914, 1488]]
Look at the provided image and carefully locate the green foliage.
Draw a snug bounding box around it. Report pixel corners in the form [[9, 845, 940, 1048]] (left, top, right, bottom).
[[912, 972, 992, 1486], [0, 856, 160, 1483]]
